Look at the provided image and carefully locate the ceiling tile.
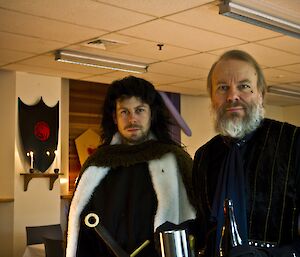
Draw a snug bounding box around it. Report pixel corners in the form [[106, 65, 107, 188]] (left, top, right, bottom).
[[0, 0, 298, 106], [100, 33, 198, 61], [0, 49, 33, 66], [263, 68, 300, 83], [166, 79, 208, 91], [0, 0, 153, 31], [265, 93, 300, 106], [95, 70, 188, 86], [134, 72, 190, 86], [95, 0, 211, 17], [17, 54, 112, 75], [156, 84, 204, 95], [66, 45, 155, 64], [268, 83, 300, 90], [166, 4, 281, 41], [149, 62, 207, 79], [169, 53, 219, 69], [79, 74, 116, 85], [257, 36, 300, 55], [277, 64, 300, 74], [211, 43, 300, 67], [0, 9, 107, 43], [0, 32, 66, 54], [120, 19, 245, 51], [3, 63, 88, 79]]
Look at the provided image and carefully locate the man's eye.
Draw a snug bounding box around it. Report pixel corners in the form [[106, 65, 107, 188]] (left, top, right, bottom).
[[120, 110, 128, 115], [136, 108, 145, 113], [216, 84, 228, 92], [238, 84, 251, 91]]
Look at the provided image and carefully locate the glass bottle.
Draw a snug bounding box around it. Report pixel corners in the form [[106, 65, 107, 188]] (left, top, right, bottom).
[[219, 199, 242, 257]]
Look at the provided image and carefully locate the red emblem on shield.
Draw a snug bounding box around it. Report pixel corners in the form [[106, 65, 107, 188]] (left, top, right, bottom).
[[34, 121, 50, 142]]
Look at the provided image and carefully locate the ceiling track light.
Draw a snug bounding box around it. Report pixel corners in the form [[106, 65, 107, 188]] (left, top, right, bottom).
[[55, 50, 148, 74], [219, 0, 300, 39], [267, 86, 300, 99]]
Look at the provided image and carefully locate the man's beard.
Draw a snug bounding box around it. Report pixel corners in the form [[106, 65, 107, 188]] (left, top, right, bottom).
[[120, 125, 150, 145], [212, 100, 265, 139]]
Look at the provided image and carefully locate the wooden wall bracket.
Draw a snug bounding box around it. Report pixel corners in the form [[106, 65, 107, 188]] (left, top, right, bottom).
[[20, 173, 63, 191]]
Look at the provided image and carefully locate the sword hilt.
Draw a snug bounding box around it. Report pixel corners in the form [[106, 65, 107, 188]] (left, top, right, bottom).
[[84, 213, 150, 257]]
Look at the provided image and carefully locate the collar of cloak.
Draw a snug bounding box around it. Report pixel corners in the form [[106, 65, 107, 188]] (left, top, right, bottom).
[[78, 139, 195, 209], [81, 140, 192, 171]]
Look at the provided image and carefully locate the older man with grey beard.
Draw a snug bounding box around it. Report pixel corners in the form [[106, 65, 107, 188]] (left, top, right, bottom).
[[192, 50, 300, 257]]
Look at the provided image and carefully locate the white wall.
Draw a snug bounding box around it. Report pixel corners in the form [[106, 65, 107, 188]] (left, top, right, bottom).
[[0, 70, 16, 197], [60, 78, 69, 195], [13, 72, 63, 257], [283, 105, 300, 126], [181, 95, 215, 158], [181, 94, 300, 157], [0, 70, 15, 257], [264, 104, 283, 121], [60, 79, 70, 235]]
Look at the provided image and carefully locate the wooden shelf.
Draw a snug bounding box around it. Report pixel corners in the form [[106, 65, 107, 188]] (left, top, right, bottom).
[[20, 173, 64, 191]]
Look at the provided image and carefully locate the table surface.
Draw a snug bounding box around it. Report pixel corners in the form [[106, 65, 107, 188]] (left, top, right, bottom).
[[22, 244, 45, 257]]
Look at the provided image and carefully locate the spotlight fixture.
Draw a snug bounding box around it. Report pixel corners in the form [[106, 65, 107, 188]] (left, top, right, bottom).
[[219, 0, 300, 39], [267, 86, 300, 99], [55, 50, 148, 74]]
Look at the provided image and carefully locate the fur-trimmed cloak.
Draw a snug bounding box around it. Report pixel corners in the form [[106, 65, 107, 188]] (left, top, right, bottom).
[[66, 134, 196, 257]]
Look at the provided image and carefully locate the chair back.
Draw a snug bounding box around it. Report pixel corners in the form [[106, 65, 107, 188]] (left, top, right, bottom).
[[43, 237, 65, 257], [26, 224, 62, 245]]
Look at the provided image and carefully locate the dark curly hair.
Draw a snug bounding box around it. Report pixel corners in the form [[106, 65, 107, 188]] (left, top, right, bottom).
[[100, 76, 177, 145]]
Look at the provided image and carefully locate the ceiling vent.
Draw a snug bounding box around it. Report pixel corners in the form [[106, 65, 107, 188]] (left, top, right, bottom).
[[82, 38, 128, 50]]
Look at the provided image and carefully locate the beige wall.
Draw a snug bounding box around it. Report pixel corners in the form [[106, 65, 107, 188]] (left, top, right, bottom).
[[181, 95, 215, 158], [181, 94, 300, 157], [283, 105, 300, 126], [13, 72, 63, 257], [60, 79, 70, 196], [0, 70, 15, 257], [0, 70, 68, 257]]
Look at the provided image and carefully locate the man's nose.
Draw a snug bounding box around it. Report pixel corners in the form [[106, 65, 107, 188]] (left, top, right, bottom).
[[128, 112, 137, 123], [226, 86, 240, 103]]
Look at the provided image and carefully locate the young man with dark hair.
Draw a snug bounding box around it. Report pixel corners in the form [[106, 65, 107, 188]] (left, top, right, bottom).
[[66, 76, 196, 257]]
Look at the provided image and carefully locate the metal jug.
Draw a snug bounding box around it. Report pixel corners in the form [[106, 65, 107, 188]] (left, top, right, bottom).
[[159, 229, 191, 257]]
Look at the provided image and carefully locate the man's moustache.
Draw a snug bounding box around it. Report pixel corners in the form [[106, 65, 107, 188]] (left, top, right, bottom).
[[223, 102, 247, 109], [125, 125, 142, 129]]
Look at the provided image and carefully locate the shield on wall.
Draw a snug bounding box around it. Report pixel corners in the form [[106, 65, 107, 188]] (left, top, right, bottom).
[[18, 97, 59, 173]]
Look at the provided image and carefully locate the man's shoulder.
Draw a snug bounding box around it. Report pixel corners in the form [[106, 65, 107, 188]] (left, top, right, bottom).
[[194, 135, 223, 157], [263, 118, 298, 127], [261, 118, 299, 133]]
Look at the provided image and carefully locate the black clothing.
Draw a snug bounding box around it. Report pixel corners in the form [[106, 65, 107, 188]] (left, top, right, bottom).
[[193, 119, 300, 257], [77, 162, 158, 257]]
